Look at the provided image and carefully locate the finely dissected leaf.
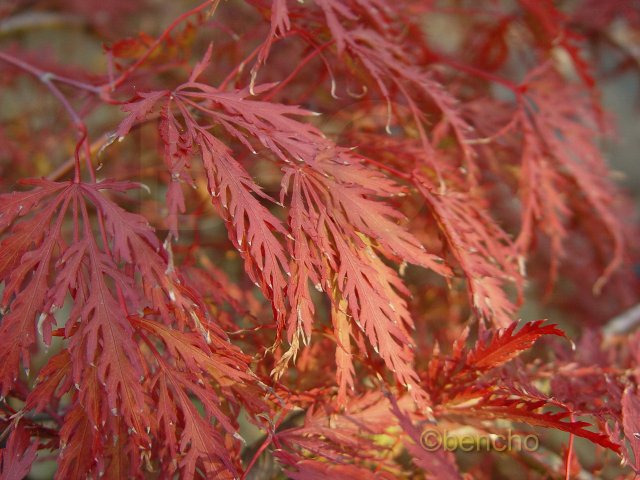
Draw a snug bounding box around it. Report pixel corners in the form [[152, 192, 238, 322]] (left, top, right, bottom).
[[118, 86, 296, 330], [311, 0, 477, 177], [70, 230, 148, 437], [425, 320, 567, 406], [313, 153, 449, 273], [1, 2, 639, 478], [0, 424, 38, 480], [83, 181, 202, 329], [24, 350, 72, 413], [135, 300, 252, 477], [279, 170, 318, 355], [117, 90, 168, 138], [0, 181, 71, 395], [198, 129, 290, 326], [506, 70, 628, 296], [447, 394, 621, 452], [132, 309, 253, 477], [0, 178, 251, 476], [274, 392, 402, 477], [516, 113, 571, 287], [255, 0, 291, 69], [416, 174, 521, 328], [117, 58, 450, 407], [621, 387, 640, 472], [0, 179, 67, 233], [279, 157, 448, 406], [334, 233, 426, 401], [524, 72, 625, 292], [132, 315, 252, 387], [150, 367, 237, 479], [56, 402, 102, 479], [467, 320, 566, 371], [330, 291, 355, 404]]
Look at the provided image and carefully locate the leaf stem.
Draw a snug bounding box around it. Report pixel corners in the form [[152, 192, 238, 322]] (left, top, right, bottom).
[[0, 51, 95, 181], [433, 53, 524, 97], [262, 40, 334, 102], [350, 152, 412, 181], [565, 412, 575, 480]]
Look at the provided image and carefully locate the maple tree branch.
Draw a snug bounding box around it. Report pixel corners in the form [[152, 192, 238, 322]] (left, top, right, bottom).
[[104, 0, 219, 92], [0, 51, 102, 94], [0, 51, 96, 181], [0, 13, 334, 186]]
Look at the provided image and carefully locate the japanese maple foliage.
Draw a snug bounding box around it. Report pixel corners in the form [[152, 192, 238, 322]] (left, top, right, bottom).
[[0, 0, 639, 479]]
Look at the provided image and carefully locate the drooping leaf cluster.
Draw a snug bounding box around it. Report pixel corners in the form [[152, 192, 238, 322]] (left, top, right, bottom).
[[0, 0, 639, 478]]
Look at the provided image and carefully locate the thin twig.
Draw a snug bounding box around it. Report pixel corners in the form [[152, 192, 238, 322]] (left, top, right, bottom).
[[603, 303, 640, 337], [104, 0, 219, 91], [0, 12, 83, 37], [0, 51, 102, 94], [565, 412, 575, 480]]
